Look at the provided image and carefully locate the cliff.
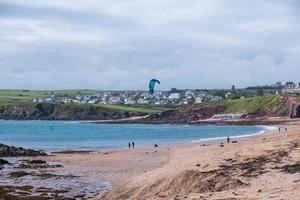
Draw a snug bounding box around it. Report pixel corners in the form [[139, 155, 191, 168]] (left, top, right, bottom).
[[123, 95, 298, 124], [0, 103, 145, 120]]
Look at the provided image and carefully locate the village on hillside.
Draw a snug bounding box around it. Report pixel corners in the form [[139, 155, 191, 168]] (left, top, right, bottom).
[[33, 89, 223, 106], [32, 81, 300, 106]]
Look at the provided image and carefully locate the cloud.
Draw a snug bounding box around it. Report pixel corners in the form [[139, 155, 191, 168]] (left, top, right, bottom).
[[0, 0, 300, 89]]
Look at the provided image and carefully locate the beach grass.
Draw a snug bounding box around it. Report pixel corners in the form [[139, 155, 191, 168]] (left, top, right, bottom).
[[221, 95, 289, 114]]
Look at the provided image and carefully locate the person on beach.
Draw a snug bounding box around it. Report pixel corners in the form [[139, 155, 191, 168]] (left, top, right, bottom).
[[128, 142, 131, 149], [227, 137, 230, 143], [154, 144, 159, 148], [132, 142, 135, 148], [278, 127, 281, 132]]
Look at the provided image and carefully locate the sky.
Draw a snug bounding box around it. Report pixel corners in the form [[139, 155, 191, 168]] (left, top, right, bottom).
[[0, 0, 300, 90]]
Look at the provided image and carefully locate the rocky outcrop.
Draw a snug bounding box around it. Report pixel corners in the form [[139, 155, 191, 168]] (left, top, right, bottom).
[[0, 143, 47, 157], [135, 104, 226, 124], [0, 103, 145, 120], [287, 97, 300, 118], [121, 96, 297, 124], [0, 159, 10, 169]]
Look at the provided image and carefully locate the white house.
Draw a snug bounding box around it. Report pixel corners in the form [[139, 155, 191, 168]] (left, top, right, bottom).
[[195, 97, 203, 104], [169, 93, 180, 99], [124, 98, 136, 105]]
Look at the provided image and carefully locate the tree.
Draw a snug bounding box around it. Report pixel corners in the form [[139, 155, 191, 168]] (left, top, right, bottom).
[[231, 85, 236, 95], [256, 88, 264, 96]]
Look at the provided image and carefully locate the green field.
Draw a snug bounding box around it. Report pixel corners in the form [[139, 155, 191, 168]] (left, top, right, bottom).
[[0, 89, 99, 106], [94, 104, 169, 113], [0, 89, 171, 113], [220, 95, 289, 114]]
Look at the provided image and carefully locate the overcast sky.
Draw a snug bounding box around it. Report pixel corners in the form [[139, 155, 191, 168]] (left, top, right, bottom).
[[1, 0, 300, 90]]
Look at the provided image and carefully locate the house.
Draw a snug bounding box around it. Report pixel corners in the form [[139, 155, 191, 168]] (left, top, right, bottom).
[[195, 97, 203, 104], [109, 96, 122, 104], [225, 92, 232, 98], [124, 98, 136, 105], [282, 82, 300, 94], [169, 93, 180, 99]]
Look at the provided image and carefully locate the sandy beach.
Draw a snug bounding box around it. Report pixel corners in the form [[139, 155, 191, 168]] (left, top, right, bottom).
[[36, 121, 300, 200]]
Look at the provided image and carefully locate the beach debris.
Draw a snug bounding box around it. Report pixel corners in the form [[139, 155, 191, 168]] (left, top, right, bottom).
[[52, 150, 93, 154], [219, 149, 290, 178], [29, 159, 47, 164], [276, 163, 300, 174], [232, 140, 238, 143], [0, 143, 47, 157], [17, 159, 63, 169], [0, 185, 75, 200], [9, 171, 30, 178], [219, 143, 224, 147]]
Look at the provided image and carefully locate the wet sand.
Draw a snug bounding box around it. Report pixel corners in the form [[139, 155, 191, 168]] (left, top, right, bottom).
[[37, 121, 300, 199]]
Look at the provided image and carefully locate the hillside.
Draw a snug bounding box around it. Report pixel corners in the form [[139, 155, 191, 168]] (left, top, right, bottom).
[[0, 103, 166, 120], [0, 89, 99, 106], [134, 95, 299, 124], [220, 95, 291, 116], [0, 89, 169, 120], [1, 94, 299, 122]]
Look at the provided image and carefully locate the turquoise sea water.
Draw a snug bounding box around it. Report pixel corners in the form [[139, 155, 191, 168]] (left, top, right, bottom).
[[0, 121, 274, 151]]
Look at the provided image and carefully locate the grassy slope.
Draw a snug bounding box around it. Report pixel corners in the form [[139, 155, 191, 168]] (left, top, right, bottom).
[[220, 95, 289, 115], [0, 89, 99, 106], [66, 103, 169, 114], [94, 104, 169, 114]]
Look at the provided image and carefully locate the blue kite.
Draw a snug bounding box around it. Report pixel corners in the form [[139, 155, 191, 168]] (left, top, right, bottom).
[[149, 79, 160, 94]]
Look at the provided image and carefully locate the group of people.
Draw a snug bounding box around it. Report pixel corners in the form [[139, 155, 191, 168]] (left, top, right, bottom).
[[278, 127, 288, 132], [128, 142, 159, 149], [128, 142, 135, 149]]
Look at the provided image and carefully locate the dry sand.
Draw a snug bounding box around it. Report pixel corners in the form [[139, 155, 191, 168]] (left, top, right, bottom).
[[44, 121, 300, 200]]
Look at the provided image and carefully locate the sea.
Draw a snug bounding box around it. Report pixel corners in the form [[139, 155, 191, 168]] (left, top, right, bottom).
[[0, 120, 277, 151]]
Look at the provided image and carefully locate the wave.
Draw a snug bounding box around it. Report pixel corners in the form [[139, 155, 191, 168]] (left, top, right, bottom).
[[190, 125, 278, 143]]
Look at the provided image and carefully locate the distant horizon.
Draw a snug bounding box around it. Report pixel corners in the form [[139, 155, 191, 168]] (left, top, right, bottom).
[[1, 1, 300, 89], [0, 81, 287, 92]]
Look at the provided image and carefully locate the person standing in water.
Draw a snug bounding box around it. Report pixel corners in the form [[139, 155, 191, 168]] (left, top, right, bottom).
[[132, 142, 135, 148], [128, 142, 131, 149], [227, 137, 230, 143]]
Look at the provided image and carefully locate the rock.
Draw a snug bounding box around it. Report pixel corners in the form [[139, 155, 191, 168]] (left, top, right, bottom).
[[0, 159, 10, 165], [17, 160, 62, 169], [10, 171, 30, 178], [0, 143, 47, 157], [28, 160, 47, 164], [0, 103, 144, 120]]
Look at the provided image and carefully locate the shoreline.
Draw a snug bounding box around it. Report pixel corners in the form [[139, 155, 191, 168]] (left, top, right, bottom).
[[1, 116, 297, 126], [1, 120, 299, 199], [95, 121, 300, 199], [0, 120, 277, 153]]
